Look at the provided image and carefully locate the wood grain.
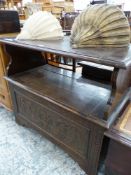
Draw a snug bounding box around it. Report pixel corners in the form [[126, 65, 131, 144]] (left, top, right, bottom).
[[0, 37, 131, 69], [1, 37, 131, 175]]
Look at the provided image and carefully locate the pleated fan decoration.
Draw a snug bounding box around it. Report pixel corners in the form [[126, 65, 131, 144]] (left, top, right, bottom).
[[70, 4, 130, 48], [16, 11, 64, 40]]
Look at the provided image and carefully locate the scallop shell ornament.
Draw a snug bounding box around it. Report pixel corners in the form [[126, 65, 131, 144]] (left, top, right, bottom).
[[16, 11, 64, 40], [71, 4, 130, 48]]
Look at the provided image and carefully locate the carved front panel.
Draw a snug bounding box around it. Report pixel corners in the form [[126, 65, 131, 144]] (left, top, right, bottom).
[[15, 90, 90, 158]]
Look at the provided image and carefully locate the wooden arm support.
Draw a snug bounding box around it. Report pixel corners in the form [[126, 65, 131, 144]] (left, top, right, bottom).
[[107, 88, 131, 128]]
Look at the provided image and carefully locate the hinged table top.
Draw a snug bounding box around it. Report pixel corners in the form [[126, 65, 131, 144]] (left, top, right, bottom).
[[0, 36, 131, 69]]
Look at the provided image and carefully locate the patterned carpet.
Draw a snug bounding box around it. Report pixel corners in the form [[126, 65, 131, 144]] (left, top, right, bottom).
[[0, 106, 104, 175]]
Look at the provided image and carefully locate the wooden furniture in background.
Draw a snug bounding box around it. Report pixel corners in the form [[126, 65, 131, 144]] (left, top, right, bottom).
[[33, 0, 74, 15], [24, 2, 43, 18], [0, 0, 6, 9], [44, 51, 77, 72], [0, 37, 131, 175], [0, 33, 18, 110], [51, 5, 64, 19], [0, 10, 20, 34], [42, 0, 53, 12], [0, 10, 20, 110], [105, 88, 131, 175], [62, 12, 79, 30], [19, 13, 26, 20]]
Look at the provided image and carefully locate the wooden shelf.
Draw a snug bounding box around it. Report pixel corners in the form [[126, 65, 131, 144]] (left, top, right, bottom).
[[9, 65, 111, 121]]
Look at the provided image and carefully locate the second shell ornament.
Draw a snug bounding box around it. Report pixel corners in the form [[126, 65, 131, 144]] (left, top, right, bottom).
[[70, 4, 130, 48]]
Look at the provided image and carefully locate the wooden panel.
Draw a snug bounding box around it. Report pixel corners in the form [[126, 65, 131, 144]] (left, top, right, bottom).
[[1, 37, 131, 69], [0, 57, 7, 92], [0, 10, 20, 34], [0, 55, 4, 86], [0, 33, 18, 109], [78, 61, 113, 82], [9, 82, 105, 175], [6, 64, 111, 175], [119, 103, 131, 134], [15, 90, 90, 158], [105, 140, 131, 175], [0, 91, 12, 109], [0, 43, 12, 109], [105, 89, 131, 175], [105, 91, 131, 144], [5, 45, 46, 76]]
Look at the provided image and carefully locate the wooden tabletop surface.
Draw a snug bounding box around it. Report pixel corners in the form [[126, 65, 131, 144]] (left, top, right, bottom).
[[0, 36, 131, 69]]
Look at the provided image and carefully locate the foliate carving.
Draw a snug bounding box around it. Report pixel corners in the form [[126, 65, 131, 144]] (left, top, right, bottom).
[[11, 87, 107, 175], [16, 91, 90, 158]]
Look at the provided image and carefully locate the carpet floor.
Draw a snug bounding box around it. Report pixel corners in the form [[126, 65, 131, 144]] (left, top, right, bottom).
[[0, 106, 104, 175]]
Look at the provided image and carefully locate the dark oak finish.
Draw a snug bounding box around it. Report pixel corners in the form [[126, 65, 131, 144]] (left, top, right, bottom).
[[105, 88, 131, 175], [0, 37, 131, 69], [78, 61, 113, 82], [5, 45, 46, 75], [0, 10, 20, 109], [79, 62, 120, 106], [0, 37, 131, 175], [7, 65, 112, 122], [7, 66, 109, 175], [1, 37, 131, 95], [0, 10, 20, 34], [62, 12, 79, 30], [105, 141, 131, 175]]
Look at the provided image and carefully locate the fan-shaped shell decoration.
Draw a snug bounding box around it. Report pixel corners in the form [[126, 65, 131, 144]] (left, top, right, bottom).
[[71, 4, 130, 48], [16, 11, 63, 40]]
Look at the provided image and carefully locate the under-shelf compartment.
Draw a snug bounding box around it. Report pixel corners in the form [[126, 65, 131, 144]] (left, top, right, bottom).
[[9, 65, 111, 121]]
